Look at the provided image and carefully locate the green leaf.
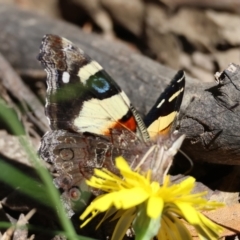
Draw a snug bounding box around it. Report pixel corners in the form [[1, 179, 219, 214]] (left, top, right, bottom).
[[0, 99, 93, 240], [0, 99, 25, 135]]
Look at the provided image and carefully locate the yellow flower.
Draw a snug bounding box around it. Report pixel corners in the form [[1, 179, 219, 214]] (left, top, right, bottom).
[[80, 157, 224, 240]]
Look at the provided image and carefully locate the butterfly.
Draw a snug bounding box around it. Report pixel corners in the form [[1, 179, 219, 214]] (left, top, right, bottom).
[[38, 34, 185, 213]]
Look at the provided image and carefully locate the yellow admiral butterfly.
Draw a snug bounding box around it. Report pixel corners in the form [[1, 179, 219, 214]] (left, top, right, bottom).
[[38, 35, 185, 212]]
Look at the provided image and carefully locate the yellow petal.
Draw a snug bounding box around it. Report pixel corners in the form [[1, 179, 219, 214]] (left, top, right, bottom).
[[162, 215, 181, 240], [171, 177, 195, 195], [147, 197, 163, 219], [80, 210, 99, 228], [93, 168, 114, 180], [112, 208, 136, 240], [165, 212, 193, 240], [162, 175, 171, 187], [160, 215, 173, 239], [116, 156, 131, 172], [175, 202, 222, 239], [150, 181, 160, 192], [96, 207, 118, 229], [80, 193, 115, 220], [196, 212, 223, 239], [123, 172, 149, 189], [175, 202, 200, 224], [113, 188, 149, 209]]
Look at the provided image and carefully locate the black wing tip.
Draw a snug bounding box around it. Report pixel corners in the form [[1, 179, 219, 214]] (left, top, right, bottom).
[[172, 70, 185, 84], [177, 69, 184, 75], [176, 69, 184, 76]]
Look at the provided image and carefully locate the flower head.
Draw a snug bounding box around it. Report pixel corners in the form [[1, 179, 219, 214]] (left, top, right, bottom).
[[80, 157, 224, 240]]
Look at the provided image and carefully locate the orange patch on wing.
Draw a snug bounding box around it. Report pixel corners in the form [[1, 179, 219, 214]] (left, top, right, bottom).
[[103, 116, 137, 135], [158, 125, 172, 135], [120, 115, 137, 131], [148, 124, 172, 139]]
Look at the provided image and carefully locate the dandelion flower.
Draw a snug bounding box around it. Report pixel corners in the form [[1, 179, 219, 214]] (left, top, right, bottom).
[[80, 157, 224, 240]]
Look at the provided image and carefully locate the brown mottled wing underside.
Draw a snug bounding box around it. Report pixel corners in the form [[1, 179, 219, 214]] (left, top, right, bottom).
[[39, 130, 148, 206]]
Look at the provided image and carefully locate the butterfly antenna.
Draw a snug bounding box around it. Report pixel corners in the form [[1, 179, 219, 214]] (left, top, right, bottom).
[[178, 148, 193, 175], [171, 148, 193, 183]]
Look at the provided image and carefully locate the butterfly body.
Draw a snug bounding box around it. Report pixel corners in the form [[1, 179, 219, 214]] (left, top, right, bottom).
[[38, 35, 185, 210]]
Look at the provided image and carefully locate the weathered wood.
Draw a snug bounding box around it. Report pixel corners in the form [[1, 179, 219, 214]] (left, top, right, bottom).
[[0, 4, 239, 167], [180, 64, 240, 165]]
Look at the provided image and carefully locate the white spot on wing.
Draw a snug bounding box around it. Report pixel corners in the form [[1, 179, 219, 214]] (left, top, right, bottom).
[[157, 99, 165, 108], [62, 72, 70, 83], [177, 73, 185, 82]]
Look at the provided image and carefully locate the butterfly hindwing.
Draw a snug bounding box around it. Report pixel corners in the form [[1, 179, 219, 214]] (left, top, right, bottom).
[[144, 70, 185, 138], [38, 34, 149, 142]]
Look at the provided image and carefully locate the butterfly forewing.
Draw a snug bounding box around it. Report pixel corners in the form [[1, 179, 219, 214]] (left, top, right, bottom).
[[144, 70, 185, 138], [38, 34, 149, 142]]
